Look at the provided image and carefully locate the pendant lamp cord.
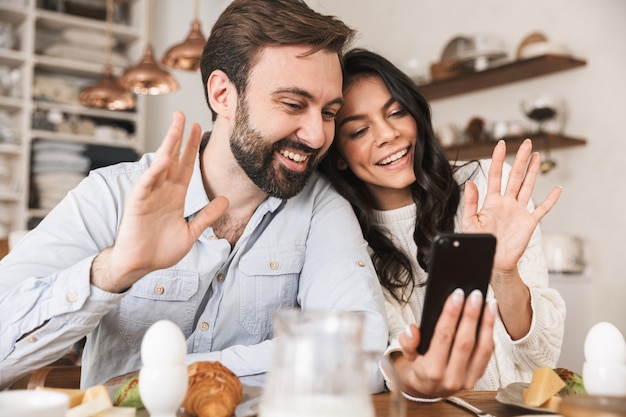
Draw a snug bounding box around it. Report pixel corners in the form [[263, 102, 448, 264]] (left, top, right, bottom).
[[104, 0, 112, 68]]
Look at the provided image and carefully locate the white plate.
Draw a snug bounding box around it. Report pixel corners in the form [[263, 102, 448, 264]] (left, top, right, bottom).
[[495, 382, 557, 414]]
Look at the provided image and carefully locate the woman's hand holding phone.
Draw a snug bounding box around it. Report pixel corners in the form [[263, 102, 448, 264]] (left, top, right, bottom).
[[394, 289, 497, 399]]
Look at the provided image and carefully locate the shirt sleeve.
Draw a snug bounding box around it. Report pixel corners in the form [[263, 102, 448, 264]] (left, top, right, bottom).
[[492, 224, 566, 385], [289, 181, 389, 393], [0, 169, 126, 389]]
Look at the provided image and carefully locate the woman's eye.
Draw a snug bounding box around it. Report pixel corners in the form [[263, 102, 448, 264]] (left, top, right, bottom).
[[389, 108, 408, 118], [348, 127, 368, 139]]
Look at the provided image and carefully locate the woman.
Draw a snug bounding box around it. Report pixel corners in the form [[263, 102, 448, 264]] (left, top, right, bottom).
[[320, 49, 565, 400]]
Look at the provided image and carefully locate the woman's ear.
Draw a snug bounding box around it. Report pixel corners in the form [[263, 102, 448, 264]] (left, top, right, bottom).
[[336, 157, 348, 170], [207, 70, 235, 119]]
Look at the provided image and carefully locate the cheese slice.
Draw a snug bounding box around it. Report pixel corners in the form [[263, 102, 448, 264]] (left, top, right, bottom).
[[523, 366, 566, 407], [94, 406, 137, 417], [66, 394, 113, 417], [36, 387, 85, 408], [541, 395, 562, 411], [82, 384, 111, 404]]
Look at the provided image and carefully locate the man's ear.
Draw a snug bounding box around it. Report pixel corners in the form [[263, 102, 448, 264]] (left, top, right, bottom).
[[207, 70, 235, 119]]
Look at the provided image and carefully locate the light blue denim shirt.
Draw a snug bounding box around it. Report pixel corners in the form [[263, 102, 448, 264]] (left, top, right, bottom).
[[0, 152, 388, 390]]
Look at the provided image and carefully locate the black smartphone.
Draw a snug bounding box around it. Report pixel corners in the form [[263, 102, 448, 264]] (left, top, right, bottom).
[[416, 232, 496, 355]]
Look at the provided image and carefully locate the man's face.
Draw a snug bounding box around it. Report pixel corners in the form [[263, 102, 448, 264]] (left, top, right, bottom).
[[229, 45, 343, 199]]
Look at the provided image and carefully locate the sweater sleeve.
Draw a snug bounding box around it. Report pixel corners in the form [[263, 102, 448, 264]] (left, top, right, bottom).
[[491, 224, 566, 387]]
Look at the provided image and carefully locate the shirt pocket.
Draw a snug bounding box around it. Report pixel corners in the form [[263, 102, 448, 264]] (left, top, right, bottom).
[[238, 247, 304, 335], [118, 269, 199, 348]]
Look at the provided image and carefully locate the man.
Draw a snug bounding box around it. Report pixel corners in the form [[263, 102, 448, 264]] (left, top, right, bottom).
[[0, 0, 388, 390]]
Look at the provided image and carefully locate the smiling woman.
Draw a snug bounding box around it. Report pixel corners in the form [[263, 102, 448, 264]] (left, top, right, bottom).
[[319, 48, 566, 399]]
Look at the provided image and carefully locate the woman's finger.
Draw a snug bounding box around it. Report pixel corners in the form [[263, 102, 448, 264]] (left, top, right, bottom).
[[486, 140, 506, 196], [425, 289, 465, 363], [516, 152, 541, 206], [445, 290, 483, 383], [503, 139, 533, 199], [399, 324, 420, 362], [464, 299, 497, 387], [461, 181, 479, 229], [531, 185, 563, 222]]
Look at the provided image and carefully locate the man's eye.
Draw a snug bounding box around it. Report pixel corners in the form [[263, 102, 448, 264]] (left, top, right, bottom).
[[323, 110, 337, 120], [283, 101, 302, 111]]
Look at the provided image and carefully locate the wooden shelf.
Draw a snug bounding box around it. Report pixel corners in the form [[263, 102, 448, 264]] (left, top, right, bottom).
[[442, 133, 587, 161], [418, 54, 587, 100]]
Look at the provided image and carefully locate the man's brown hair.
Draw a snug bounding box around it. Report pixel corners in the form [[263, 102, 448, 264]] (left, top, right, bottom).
[[200, 0, 355, 120]]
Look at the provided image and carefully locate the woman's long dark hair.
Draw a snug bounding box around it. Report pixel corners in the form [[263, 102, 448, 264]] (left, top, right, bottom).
[[320, 48, 461, 303]]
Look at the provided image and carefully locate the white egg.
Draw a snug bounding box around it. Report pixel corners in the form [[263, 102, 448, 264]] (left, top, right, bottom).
[[584, 321, 626, 364], [141, 320, 188, 367]]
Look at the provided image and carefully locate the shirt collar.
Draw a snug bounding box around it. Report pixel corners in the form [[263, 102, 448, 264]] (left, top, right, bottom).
[[183, 153, 284, 219]]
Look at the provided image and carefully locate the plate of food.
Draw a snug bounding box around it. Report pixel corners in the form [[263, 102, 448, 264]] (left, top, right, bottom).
[[496, 382, 557, 413], [496, 367, 586, 414]]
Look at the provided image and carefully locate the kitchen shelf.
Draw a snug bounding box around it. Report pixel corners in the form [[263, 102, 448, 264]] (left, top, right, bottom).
[[0, 49, 26, 66], [0, 0, 147, 232], [34, 101, 138, 122], [0, 96, 23, 111], [31, 129, 139, 150], [419, 54, 587, 100], [442, 133, 587, 161], [0, 143, 22, 155]]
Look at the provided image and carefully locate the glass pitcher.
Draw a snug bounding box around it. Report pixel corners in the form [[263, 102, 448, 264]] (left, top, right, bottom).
[[258, 309, 405, 417]]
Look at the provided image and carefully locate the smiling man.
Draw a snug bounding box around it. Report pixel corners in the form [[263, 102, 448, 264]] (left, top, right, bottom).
[[0, 0, 388, 391]]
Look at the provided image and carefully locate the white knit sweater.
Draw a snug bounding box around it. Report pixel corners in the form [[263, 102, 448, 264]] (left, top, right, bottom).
[[376, 159, 566, 390]]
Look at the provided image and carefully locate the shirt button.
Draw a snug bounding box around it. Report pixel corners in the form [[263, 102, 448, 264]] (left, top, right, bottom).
[[67, 291, 78, 302], [200, 322, 210, 331], [209, 235, 219, 240], [154, 285, 165, 295], [269, 261, 279, 270], [216, 273, 225, 282], [356, 260, 366, 267], [27, 336, 37, 343]]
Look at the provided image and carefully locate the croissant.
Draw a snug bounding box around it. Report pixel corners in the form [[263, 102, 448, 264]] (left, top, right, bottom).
[[183, 361, 243, 417]]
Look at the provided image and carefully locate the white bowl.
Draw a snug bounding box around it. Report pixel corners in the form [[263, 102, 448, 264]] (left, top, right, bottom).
[[0, 390, 69, 417]]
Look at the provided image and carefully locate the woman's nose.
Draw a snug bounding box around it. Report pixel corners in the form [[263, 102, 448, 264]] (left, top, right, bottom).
[[373, 122, 398, 147]]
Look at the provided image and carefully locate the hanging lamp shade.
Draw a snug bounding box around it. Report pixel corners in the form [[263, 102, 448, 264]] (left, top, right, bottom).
[[118, 0, 178, 95], [161, 0, 206, 71], [79, 0, 135, 110], [79, 66, 136, 110], [119, 43, 179, 94], [161, 19, 206, 71]]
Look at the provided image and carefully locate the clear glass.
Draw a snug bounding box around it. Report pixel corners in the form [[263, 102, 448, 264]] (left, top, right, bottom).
[[259, 309, 405, 417]]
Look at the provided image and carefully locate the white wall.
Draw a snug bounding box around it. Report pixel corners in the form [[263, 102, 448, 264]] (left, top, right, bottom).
[[148, 0, 626, 370]]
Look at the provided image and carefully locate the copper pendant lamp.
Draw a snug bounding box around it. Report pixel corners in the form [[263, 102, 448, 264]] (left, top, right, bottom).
[[79, 0, 135, 110], [118, 0, 179, 95], [161, 0, 206, 72]]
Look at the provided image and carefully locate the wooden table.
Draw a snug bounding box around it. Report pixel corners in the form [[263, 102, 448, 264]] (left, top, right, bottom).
[[372, 390, 536, 417]]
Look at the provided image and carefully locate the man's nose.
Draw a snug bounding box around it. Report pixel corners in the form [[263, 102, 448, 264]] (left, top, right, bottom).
[[296, 112, 327, 150]]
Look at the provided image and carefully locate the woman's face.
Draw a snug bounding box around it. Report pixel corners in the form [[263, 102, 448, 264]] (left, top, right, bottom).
[[335, 75, 418, 210]]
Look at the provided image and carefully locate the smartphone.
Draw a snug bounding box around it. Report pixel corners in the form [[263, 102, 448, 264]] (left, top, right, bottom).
[[416, 232, 496, 355]]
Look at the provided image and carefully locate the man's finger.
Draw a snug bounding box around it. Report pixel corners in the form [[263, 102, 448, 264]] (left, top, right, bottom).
[[189, 196, 230, 237]]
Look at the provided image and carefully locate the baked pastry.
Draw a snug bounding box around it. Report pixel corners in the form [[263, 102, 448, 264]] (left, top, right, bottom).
[[183, 361, 243, 417]]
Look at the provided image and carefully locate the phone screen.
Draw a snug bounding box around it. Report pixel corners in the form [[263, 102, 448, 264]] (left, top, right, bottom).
[[416, 233, 496, 355]]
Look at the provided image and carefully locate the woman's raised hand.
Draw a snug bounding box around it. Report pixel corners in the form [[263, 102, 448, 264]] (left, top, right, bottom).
[[461, 139, 561, 275]]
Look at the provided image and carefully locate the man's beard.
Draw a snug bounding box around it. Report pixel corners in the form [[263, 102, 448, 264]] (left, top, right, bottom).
[[230, 101, 321, 199]]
